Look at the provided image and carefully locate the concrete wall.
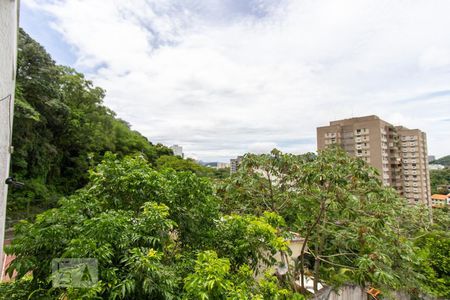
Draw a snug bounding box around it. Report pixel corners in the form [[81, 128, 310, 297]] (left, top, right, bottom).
[[0, 0, 18, 275], [314, 285, 435, 300], [315, 285, 367, 300]]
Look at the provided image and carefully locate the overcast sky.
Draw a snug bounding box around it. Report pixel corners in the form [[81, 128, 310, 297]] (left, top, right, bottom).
[[21, 0, 450, 162]]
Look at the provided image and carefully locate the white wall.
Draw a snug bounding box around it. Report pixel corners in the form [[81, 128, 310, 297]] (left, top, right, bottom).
[[0, 0, 18, 275]]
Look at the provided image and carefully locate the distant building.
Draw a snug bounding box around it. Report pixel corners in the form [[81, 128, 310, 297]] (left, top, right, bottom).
[[203, 162, 230, 169], [431, 194, 449, 208], [230, 156, 243, 174], [428, 155, 436, 162], [317, 115, 431, 206], [170, 145, 184, 158], [429, 164, 445, 170], [216, 162, 230, 169]]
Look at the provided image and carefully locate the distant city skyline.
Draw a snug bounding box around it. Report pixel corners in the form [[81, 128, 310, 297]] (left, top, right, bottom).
[[21, 0, 450, 161]]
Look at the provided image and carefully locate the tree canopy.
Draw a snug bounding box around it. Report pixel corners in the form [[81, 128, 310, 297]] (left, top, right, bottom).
[[156, 155, 230, 179], [3, 149, 448, 299], [219, 147, 448, 297], [2, 154, 294, 299], [430, 168, 450, 194]]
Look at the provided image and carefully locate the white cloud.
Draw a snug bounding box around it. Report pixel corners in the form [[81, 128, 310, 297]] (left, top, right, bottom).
[[23, 0, 450, 161]]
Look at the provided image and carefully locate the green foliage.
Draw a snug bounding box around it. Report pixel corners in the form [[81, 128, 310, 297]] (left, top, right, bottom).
[[156, 155, 229, 180], [212, 213, 288, 271], [0, 277, 37, 300], [218, 150, 315, 224], [183, 251, 303, 300], [220, 147, 444, 295], [430, 168, 450, 194], [156, 155, 205, 174], [430, 155, 450, 166], [3, 154, 289, 299], [183, 251, 238, 299], [294, 147, 422, 291], [415, 231, 450, 298], [8, 29, 172, 225], [431, 208, 450, 231]]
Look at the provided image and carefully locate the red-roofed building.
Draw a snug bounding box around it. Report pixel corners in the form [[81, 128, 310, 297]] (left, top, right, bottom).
[[431, 194, 449, 208]]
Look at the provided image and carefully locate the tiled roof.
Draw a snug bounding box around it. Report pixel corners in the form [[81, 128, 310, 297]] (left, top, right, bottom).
[[431, 194, 448, 200]]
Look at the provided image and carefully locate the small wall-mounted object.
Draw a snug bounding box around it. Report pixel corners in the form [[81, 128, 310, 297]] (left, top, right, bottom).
[[5, 177, 24, 188]]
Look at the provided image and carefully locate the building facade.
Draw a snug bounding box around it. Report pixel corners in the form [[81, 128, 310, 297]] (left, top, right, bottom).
[[170, 144, 184, 158], [395, 126, 431, 205], [429, 164, 445, 170], [0, 0, 19, 279], [317, 115, 431, 206], [216, 162, 231, 169], [230, 156, 243, 174], [431, 194, 449, 208]]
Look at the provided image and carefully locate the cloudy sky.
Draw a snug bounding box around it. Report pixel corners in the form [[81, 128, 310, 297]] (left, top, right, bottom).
[[21, 0, 450, 162]]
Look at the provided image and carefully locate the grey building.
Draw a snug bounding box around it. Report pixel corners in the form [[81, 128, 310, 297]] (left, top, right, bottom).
[[230, 156, 243, 174], [170, 144, 184, 158]]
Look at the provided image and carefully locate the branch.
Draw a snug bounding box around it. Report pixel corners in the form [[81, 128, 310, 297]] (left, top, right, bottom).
[[317, 256, 356, 269], [318, 252, 358, 258]]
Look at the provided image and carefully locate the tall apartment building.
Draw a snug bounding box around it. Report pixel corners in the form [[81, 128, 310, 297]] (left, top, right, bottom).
[[230, 156, 243, 174], [395, 126, 431, 205], [317, 115, 431, 206]]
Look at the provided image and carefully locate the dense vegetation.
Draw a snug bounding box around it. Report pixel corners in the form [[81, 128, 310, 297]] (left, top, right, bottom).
[[2, 154, 296, 299], [7, 29, 173, 225], [431, 155, 450, 167], [155, 155, 230, 179], [218, 149, 449, 297], [1, 29, 448, 299], [429, 154, 450, 194], [2, 149, 449, 299], [430, 168, 450, 194]]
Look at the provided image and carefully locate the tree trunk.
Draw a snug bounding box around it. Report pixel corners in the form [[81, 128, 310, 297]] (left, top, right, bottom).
[[314, 210, 326, 292], [313, 242, 320, 292], [299, 200, 326, 292]]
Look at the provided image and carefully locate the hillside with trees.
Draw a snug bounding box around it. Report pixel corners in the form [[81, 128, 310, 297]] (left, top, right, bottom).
[[1, 29, 448, 300], [1, 148, 449, 299], [430, 168, 450, 194], [431, 155, 450, 166], [7, 29, 173, 225]]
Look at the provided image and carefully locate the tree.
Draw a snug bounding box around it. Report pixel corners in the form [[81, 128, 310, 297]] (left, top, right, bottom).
[[414, 231, 450, 298], [8, 29, 172, 225], [211, 212, 288, 271], [156, 155, 211, 176], [217, 150, 315, 224], [219, 147, 431, 296], [3, 154, 291, 299], [430, 168, 450, 194], [183, 251, 304, 300]]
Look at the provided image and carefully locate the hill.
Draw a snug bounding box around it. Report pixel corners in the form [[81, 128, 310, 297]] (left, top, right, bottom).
[[7, 29, 172, 225], [431, 155, 450, 166]]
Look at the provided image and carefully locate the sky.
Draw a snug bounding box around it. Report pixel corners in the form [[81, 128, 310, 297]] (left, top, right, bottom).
[[21, 0, 450, 162]]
